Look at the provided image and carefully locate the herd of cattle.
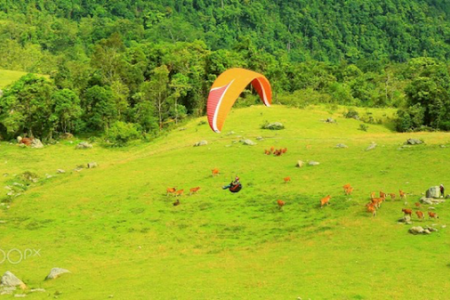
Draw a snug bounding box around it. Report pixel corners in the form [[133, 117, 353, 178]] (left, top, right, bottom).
[[166, 168, 442, 222]]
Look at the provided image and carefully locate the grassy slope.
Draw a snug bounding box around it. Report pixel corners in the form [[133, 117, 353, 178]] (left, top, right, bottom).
[[0, 69, 49, 89], [0, 105, 450, 299]]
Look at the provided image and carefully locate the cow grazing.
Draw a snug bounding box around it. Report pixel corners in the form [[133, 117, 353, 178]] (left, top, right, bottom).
[[282, 147, 287, 154], [174, 189, 184, 197], [370, 191, 376, 200], [283, 176, 291, 183], [389, 193, 396, 200], [212, 168, 220, 177], [399, 190, 407, 199], [166, 187, 176, 196], [277, 200, 285, 210], [189, 187, 200, 195], [416, 210, 424, 220], [371, 197, 383, 209], [414, 202, 421, 208], [380, 191, 387, 199], [320, 195, 331, 208], [428, 212, 438, 219], [344, 186, 353, 195], [19, 137, 33, 146], [366, 203, 377, 217], [402, 208, 412, 217]]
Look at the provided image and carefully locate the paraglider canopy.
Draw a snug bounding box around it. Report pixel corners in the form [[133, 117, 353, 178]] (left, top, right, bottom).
[[207, 68, 272, 133]]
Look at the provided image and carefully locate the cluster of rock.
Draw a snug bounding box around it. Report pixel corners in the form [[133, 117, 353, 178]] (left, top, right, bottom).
[[409, 226, 438, 235], [0, 269, 70, 295], [296, 160, 320, 167], [262, 122, 284, 130], [76, 142, 93, 149], [405, 138, 424, 145], [193, 140, 208, 147]]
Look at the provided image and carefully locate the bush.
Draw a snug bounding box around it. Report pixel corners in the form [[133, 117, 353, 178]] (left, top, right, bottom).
[[344, 108, 359, 119], [359, 124, 369, 131], [105, 121, 140, 147], [395, 109, 412, 132]]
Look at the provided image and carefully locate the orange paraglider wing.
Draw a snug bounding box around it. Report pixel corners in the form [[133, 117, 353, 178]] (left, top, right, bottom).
[[207, 68, 272, 133]]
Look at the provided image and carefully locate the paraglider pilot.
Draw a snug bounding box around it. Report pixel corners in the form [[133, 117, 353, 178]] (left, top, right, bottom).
[[223, 176, 241, 191]]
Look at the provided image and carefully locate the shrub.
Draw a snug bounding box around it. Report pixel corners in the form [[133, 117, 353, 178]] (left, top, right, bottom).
[[344, 108, 359, 119], [105, 121, 140, 147], [359, 124, 369, 131]]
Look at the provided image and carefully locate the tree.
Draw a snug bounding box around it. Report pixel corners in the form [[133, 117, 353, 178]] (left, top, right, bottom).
[[0, 74, 55, 139], [52, 89, 82, 134]]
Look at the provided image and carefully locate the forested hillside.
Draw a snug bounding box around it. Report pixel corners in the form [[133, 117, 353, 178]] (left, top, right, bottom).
[[0, 0, 450, 141]]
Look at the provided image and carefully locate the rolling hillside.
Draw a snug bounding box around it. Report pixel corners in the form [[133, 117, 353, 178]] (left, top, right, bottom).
[[0, 105, 449, 299]]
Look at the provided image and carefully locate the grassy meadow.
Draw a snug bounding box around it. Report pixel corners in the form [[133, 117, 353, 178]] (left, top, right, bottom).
[[0, 105, 449, 299], [0, 69, 49, 89]]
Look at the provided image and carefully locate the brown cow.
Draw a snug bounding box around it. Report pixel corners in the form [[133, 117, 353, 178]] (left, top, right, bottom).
[[389, 193, 396, 200], [399, 190, 407, 199], [212, 168, 219, 177], [402, 208, 412, 217], [344, 186, 353, 195], [277, 200, 285, 210], [416, 210, 424, 220], [166, 187, 176, 196], [283, 176, 291, 183], [189, 187, 200, 195], [428, 212, 438, 219], [366, 203, 377, 217], [19, 137, 33, 146], [320, 195, 331, 208], [174, 189, 184, 197]]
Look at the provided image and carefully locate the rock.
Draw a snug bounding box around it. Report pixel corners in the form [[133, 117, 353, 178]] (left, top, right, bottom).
[[325, 118, 336, 123], [87, 162, 98, 169], [335, 143, 348, 148], [76, 142, 93, 149], [308, 161, 320, 166], [256, 136, 264, 141], [423, 229, 431, 234], [57, 169, 65, 173], [31, 139, 44, 149], [409, 226, 424, 234], [446, 195, 450, 199], [16, 136, 22, 143], [399, 215, 412, 224], [45, 268, 70, 280], [226, 131, 235, 135], [14, 294, 26, 298], [366, 142, 377, 151], [241, 139, 256, 146], [178, 127, 186, 131], [30, 288, 46, 292], [405, 138, 423, 145], [426, 186, 441, 198], [428, 206, 436, 210], [193, 140, 208, 147], [1, 271, 26, 289], [296, 160, 304, 168], [440, 145, 446, 148], [61, 133, 74, 139], [263, 122, 284, 130], [420, 197, 434, 205]]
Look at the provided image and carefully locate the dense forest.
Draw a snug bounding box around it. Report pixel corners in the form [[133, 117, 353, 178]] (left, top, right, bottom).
[[0, 0, 450, 144]]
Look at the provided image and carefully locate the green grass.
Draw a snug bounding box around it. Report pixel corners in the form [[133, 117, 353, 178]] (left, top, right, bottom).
[[1, 105, 450, 299], [0, 69, 49, 89]]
